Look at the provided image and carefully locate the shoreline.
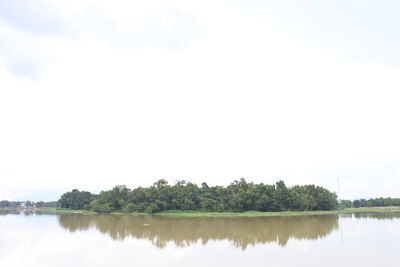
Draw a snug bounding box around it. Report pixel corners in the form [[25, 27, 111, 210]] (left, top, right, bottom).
[[32, 207, 400, 217]]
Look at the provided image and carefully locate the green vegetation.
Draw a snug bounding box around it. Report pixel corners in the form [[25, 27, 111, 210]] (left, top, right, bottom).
[[35, 201, 59, 208], [0, 200, 60, 209], [59, 179, 339, 213], [34, 206, 400, 217], [340, 197, 400, 209], [59, 190, 96, 210], [35, 208, 96, 214], [157, 207, 400, 217], [0, 200, 22, 208], [4, 179, 400, 216], [353, 197, 400, 208]]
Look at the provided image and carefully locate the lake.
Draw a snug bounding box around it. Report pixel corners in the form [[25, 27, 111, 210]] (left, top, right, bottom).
[[1, 211, 399, 266]]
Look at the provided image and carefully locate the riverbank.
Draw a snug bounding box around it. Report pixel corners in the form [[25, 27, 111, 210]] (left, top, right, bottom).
[[35, 208, 96, 214], [34, 207, 400, 217]]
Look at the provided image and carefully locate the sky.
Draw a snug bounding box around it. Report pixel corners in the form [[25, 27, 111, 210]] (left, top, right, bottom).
[[1, 0, 400, 201]]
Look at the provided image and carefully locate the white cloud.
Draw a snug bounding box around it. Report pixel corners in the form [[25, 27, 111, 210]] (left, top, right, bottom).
[[0, 0, 72, 36], [0, 0, 203, 76], [1, 0, 400, 200]]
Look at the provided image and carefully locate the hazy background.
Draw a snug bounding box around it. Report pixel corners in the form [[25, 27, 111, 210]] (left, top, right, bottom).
[[1, 0, 399, 201]]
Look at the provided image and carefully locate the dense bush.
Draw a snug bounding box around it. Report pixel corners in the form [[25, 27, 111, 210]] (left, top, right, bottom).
[[339, 198, 400, 209], [59, 189, 97, 210], [353, 198, 400, 208], [58, 179, 339, 213]]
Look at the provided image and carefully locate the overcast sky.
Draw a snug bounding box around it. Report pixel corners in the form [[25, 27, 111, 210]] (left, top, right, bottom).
[[1, 0, 400, 201]]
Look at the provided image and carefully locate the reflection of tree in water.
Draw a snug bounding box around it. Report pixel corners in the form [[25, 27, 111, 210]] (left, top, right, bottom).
[[58, 214, 339, 249], [57, 214, 94, 232], [352, 212, 400, 220], [0, 210, 20, 215], [0, 210, 32, 216]]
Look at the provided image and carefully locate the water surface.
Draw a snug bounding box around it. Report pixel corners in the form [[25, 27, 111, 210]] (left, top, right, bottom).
[[1, 211, 399, 266]]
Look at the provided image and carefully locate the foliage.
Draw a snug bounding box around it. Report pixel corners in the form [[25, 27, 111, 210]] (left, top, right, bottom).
[[57, 179, 339, 213], [35, 201, 60, 208], [89, 199, 115, 213], [1, 200, 59, 208], [353, 197, 400, 208], [0, 200, 21, 208], [123, 203, 137, 212], [59, 189, 97, 210], [339, 198, 400, 209], [339, 200, 353, 209]]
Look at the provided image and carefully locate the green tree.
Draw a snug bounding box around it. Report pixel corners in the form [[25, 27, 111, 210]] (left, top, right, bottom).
[[59, 189, 96, 210]]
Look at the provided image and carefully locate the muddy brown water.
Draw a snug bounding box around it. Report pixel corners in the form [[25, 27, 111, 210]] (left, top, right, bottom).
[[1, 212, 399, 266]]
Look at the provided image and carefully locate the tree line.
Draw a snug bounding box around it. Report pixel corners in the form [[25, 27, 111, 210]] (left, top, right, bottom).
[[340, 198, 400, 209], [0, 200, 59, 208], [0, 200, 22, 208], [59, 178, 339, 213]]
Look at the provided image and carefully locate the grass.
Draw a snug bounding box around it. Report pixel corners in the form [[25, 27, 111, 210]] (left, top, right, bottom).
[[157, 207, 400, 217], [33, 207, 400, 217], [0, 207, 15, 210], [34, 208, 147, 215], [35, 208, 96, 214]]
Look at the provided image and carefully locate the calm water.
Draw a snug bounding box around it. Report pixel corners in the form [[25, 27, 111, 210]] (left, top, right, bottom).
[[1, 212, 400, 267]]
